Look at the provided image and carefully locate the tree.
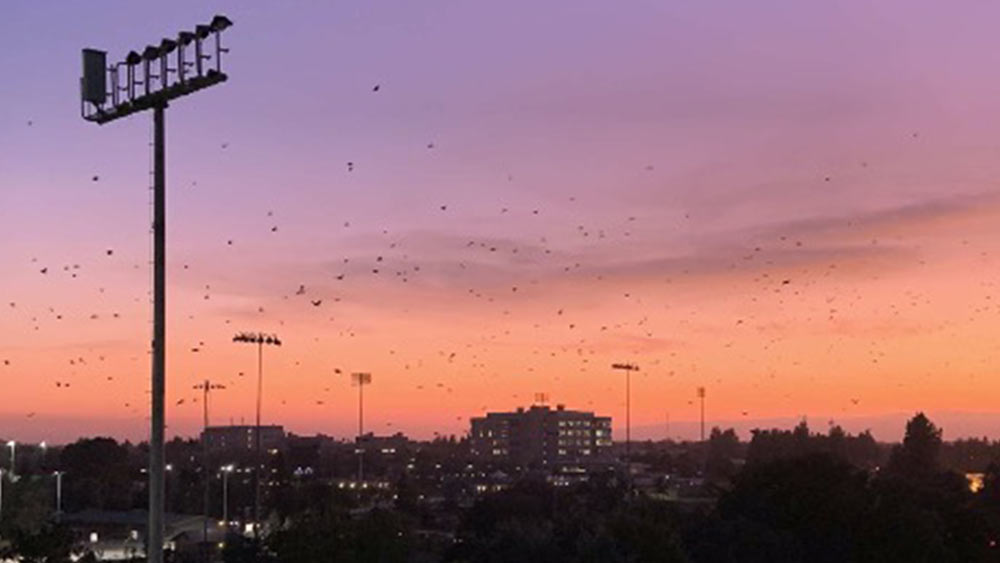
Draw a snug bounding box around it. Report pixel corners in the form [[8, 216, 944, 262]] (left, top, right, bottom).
[[0, 476, 72, 563], [887, 413, 942, 480], [59, 437, 133, 511], [705, 428, 740, 482]]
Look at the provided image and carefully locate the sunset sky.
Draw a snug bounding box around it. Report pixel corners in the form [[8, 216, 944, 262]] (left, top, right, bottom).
[[5, 2, 1000, 444]]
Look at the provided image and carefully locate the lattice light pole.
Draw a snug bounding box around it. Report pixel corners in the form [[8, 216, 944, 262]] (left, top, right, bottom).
[[233, 331, 281, 547], [352, 372, 373, 483], [80, 16, 233, 563]]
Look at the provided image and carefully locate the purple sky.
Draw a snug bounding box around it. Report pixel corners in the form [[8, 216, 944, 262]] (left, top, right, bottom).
[[6, 2, 1000, 443]]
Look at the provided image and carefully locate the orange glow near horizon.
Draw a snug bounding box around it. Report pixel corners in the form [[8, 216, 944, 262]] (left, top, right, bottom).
[[7, 2, 1000, 444]]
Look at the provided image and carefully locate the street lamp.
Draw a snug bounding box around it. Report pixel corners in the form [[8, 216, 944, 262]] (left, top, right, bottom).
[[53, 471, 65, 516], [6, 441, 15, 477], [233, 332, 281, 546], [611, 363, 639, 485], [80, 17, 234, 563], [351, 372, 373, 483], [220, 464, 235, 526]]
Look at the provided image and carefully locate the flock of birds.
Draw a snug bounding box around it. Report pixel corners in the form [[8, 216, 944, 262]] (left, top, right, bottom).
[[4, 79, 994, 441]]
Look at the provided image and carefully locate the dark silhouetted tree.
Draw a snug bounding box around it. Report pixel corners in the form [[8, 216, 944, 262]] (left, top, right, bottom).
[[887, 412, 942, 480]]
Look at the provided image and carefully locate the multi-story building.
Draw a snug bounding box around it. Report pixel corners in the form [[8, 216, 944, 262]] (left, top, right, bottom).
[[201, 425, 286, 453], [469, 404, 612, 470]]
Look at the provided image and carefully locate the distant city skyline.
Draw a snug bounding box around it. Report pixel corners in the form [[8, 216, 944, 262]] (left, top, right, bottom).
[[7, 2, 1000, 443]]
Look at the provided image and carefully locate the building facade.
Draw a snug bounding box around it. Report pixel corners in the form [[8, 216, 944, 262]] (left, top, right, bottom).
[[201, 425, 286, 453], [469, 405, 612, 470]]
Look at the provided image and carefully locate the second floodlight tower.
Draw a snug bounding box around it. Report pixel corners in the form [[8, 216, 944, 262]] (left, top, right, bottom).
[[352, 372, 373, 482], [80, 15, 233, 563]]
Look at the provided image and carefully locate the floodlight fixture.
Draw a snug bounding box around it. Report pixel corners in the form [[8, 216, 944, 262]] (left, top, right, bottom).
[[210, 15, 233, 32], [80, 16, 232, 124], [158, 38, 177, 55]]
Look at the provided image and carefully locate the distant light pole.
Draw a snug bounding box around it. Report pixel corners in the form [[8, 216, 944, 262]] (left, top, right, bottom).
[[220, 464, 235, 526], [80, 17, 234, 563], [194, 379, 225, 560], [351, 372, 373, 483], [697, 387, 706, 442], [53, 471, 64, 516], [233, 332, 281, 545], [0, 468, 4, 521], [6, 441, 15, 477], [611, 363, 639, 476]]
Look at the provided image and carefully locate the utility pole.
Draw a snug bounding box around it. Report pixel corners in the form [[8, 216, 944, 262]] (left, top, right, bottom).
[[194, 379, 225, 561], [233, 332, 281, 550], [611, 363, 639, 488], [697, 387, 706, 442], [81, 17, 234, 563], [352, 373, 372, 483], [54, 471, 64, 517]]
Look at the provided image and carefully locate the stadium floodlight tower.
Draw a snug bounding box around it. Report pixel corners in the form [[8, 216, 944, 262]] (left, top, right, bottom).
[[611, 362, 640, 486], [79, 15, 234, 563], [352, 372, 373, 483]]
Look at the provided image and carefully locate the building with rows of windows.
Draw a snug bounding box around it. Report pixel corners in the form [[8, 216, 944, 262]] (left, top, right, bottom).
[[469, 404, 612, 471]]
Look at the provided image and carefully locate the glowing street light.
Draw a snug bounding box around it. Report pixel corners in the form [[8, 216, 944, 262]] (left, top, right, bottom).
[[220, 464, 235, 526], [80, 17, 234, 563]]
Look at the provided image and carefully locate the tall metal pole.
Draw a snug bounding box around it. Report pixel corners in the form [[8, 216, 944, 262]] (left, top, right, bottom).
[[202, 379, 210, 561], [222, 468, 230, 525], [254, 340, 263, 547], [149, 102, 167, 563], [698, 387, 706, 442], [611, 363, 638, 492], [625, 369, 631, 470], [358, 380, 364, 483], [55, 471, 63, 516]]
